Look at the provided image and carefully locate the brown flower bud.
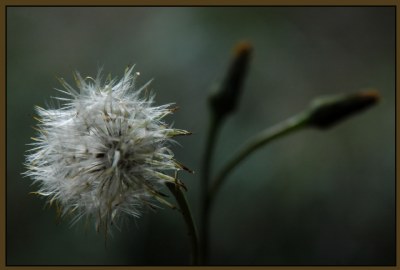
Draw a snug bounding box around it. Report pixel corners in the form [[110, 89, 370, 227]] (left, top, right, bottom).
[[209, 41, 253, 120], [308, 90, 380, 129]]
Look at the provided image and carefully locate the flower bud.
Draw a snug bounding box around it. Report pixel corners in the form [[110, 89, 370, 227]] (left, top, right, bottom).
[[209, 41, 253, 120], [307, 90, 380, 129]]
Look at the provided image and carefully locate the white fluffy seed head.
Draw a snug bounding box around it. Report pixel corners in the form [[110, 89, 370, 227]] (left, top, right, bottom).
[[24, 66, 190, 233]]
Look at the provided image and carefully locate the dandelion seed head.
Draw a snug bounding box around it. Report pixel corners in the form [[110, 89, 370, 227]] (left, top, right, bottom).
[[24, 66, 190, 232]]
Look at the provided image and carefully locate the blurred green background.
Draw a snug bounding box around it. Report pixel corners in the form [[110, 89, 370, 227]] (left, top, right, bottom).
[[7, 7, 395, 265]]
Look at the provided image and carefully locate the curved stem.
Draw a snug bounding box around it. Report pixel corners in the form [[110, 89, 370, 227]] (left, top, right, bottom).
[[209, 111, 310, 206], [166, 182, 200, 265]]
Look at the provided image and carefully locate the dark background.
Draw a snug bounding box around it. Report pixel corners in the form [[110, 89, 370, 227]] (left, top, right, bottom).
[[7, 7, 395, 265]]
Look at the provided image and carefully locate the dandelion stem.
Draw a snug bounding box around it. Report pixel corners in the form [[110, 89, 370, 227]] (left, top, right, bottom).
[[166, 182, 200, 265], [209, 111, 310, 206], [200, 114, 221, 264]]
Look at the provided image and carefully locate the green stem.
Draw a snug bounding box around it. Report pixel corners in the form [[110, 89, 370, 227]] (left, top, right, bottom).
[[200, 115, 221, 264], [166, 182, 200, 265], [209, 111, 310, 206]]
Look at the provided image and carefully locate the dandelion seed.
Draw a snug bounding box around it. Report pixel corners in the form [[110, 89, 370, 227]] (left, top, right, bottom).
[[24, 66, 190, 233]]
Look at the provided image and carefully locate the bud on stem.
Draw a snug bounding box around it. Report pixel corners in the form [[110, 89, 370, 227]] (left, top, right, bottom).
[[307, 90, 380, 129], [209, 89, 380, 206], [209, 41, 253, 121]]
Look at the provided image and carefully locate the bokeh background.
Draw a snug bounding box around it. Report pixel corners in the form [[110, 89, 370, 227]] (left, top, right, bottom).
[[7, 7, 395, 265]]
